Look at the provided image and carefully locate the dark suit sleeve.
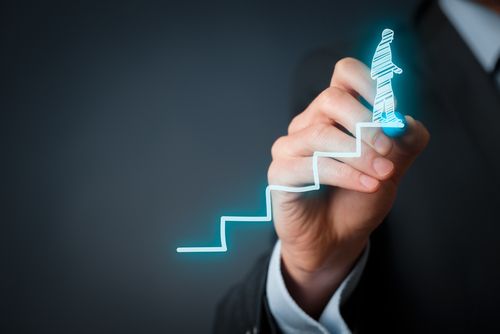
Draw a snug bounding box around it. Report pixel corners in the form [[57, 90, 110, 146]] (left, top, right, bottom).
[[212, 253, 280, 334]]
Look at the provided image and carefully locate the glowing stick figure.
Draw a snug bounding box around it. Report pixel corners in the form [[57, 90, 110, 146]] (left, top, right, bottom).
[[371, 28, 403, 124]]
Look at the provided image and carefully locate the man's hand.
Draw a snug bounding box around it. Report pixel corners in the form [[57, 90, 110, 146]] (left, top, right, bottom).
[[267, 57, 429, 317]]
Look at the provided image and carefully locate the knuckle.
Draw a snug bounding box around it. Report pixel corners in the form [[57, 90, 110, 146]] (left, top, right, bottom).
[[267, 162, 276, 183], [267, 160, 282, 183], [270, 136, 286, 158], [308, 123, 330, 145], [288, 114, 303, 134], [335, 162, 355, 180], [334, 57, 359, 75], [319, 86, 343, 110]]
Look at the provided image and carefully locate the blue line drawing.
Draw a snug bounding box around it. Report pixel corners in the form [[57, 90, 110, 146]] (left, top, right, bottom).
[[177, 29, 404, 253], [371, 28, 403, 124]]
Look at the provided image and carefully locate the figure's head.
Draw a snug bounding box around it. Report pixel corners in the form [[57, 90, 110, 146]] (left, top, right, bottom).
[[381, 29, 394, 43]]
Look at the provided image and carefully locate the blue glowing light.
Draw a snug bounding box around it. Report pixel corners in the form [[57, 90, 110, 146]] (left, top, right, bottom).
[[177, 29, 405, 253], [382, 112, 406, 137], [371, 28, 404, 129]]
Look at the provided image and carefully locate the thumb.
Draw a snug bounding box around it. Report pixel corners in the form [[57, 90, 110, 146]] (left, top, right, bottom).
[[388, 115, 430, 182]]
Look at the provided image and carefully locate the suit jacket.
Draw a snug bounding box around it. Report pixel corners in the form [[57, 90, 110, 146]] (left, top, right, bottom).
[[213, 2, 500, 333]]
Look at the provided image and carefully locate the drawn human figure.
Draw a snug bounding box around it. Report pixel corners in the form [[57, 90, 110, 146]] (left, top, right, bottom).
[[371, 28, 403, 123]]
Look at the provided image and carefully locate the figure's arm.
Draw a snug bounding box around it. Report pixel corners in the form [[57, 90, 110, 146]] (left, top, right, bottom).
[[393, 64, 403, 74]]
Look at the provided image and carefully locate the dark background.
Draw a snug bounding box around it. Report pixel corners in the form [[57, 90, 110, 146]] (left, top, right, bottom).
[[3, 0, 419, 332]]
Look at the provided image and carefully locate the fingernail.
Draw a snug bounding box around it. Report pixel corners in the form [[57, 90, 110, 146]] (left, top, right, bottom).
[[374, 133, 392, 155], [360, 174, 379, 190], [373, 157, 394, 177]]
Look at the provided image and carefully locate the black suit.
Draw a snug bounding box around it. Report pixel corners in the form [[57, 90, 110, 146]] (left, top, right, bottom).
[[214, 2, 500, 333]]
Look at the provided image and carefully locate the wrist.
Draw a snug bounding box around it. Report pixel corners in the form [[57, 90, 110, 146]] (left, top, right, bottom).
[[280, 237, 368, 318]]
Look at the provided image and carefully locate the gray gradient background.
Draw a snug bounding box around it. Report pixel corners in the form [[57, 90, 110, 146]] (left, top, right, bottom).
[[3, 0, 419, 332]]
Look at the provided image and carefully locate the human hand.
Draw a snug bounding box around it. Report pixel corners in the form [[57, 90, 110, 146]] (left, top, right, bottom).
[[267, 57, 429, 317]]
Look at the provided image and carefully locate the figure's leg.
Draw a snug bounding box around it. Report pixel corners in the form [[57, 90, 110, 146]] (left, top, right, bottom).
[[372, 75, 391, 123], [372, 97, 384, 123], [384, 93, 397, 122], [383, 78, 402, 123]]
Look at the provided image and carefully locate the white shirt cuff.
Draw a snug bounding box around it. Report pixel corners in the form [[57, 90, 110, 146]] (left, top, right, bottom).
[[265, 240, 369, 334]]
